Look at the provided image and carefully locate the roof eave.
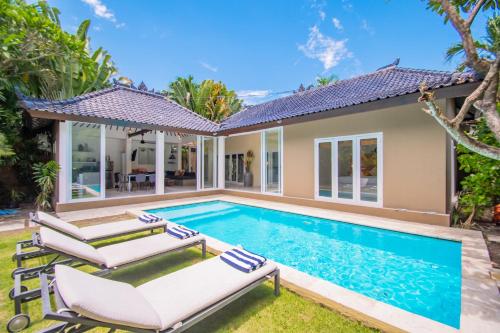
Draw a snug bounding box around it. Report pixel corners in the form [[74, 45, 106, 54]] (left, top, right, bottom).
[[24, 109, 218, 136], [218, 81, 480, 135]]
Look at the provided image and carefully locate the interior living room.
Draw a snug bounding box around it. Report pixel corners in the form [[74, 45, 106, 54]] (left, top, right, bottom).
[[70, 123, 197, 200]]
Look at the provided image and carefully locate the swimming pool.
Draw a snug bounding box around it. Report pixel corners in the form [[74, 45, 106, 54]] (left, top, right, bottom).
[[148, 200, 462, 328]]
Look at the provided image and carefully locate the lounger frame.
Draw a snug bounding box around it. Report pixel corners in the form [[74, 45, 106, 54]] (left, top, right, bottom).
[[13, 213, 167, 268], [38, 267, 280, 333], [11, 232, 206, 326]]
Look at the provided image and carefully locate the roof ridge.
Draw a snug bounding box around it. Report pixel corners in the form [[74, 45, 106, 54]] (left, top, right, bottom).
[[223, 67, 391, 116], [393, 66, 453, 75], [112, 86, 220, 128]]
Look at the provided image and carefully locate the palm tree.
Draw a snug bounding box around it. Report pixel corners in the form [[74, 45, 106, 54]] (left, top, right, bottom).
[[39, 19, 116, 99], [166, 77, 242, 122], [316, 74, 339, 86]]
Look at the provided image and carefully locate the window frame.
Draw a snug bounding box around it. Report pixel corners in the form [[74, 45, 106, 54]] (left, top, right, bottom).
[[67, 121, 106, 203], [314, 132, 383, 207]]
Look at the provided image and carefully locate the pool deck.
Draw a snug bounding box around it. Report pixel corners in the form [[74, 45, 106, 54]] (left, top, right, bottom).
[[60, 194, 499, 333]]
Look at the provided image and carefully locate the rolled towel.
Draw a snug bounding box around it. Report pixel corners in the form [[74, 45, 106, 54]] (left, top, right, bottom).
[[167, 225, 199, 239], [220, 248, 267, 273], [138, 213, 162, 223]]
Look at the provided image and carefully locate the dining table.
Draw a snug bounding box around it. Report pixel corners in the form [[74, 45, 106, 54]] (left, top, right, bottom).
[[127, 173, 155, 192]]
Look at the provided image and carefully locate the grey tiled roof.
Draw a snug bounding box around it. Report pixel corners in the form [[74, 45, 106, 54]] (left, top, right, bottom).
[[20, 85, 219, 133], [220, 66, 477, 131], [20, 65, 477, 134]]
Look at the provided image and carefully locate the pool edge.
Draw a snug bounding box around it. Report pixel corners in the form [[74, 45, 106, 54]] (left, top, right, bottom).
[[128, 194, 499, 333]]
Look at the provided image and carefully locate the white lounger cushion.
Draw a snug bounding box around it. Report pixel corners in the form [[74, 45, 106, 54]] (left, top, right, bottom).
[[35, 211, 167, 241], [137, 256, 277, 330], [36, 212, 85, 240], [80, 219, 167, 241], [40, 227, 204, 268], [40, 228, 106, 266], [97, 233, 204, 267], [55, 265, 162, 330]]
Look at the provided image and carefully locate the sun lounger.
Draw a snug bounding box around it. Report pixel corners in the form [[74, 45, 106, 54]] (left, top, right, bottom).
[[13, 211, 167, 268], [36, 257, 280, 333], [8, 227, 205, 332], [31, 211, 167, 241]]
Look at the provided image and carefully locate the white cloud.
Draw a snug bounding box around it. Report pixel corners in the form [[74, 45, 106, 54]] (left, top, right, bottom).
[[360, 19, 375, 35], [332, 17, 343, 30], [237, 90, 272, 105], [200, 61, 218, 73], [319, 10, 326, 21], [298, 25, 350, 70], [81, 0, 124, 28], [342, 0, 353, 11]]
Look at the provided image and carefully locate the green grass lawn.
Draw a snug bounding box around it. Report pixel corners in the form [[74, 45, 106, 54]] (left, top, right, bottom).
[[0, 228, 377, 333]]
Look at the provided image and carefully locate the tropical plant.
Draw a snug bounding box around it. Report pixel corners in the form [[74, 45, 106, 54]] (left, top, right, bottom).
[[420, 0, 499, 160], [455, 119, 500, 221], [0, 133, 14, 159], [0, 0, 115, 199], [166, 76, 243, 122], [245, 150, 255, 173], [316, 74, 339, 86], [9, 189, 24, 208], [32, 160, 60, 210]]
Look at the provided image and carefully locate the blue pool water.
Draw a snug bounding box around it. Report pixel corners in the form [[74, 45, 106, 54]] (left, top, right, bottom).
[[148, 201, 462, 327], [88, 184, 100, 192]]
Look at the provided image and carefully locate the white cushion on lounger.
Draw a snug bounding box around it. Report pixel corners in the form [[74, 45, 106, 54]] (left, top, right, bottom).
[[98, 233, 204, 267], [36, 211, 85, 240], [55, 265, 162, 330], [39, 228, 106, 266], [80, 219, 167, 241], [137, 256, 277, 330]]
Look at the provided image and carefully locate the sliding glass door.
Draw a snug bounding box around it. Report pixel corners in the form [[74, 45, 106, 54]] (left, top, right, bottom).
[[225, 153, 244, 183], [262, 127, 282, 194], [70, 122, 104, 200], [316, 140, 332, 198], [315, 133, 382, 206], [200, 136, 217, 189]]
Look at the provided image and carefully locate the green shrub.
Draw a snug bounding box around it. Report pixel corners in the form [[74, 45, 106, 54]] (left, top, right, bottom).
[[32, 160, 60, 210], [456, 119, 500, 221]]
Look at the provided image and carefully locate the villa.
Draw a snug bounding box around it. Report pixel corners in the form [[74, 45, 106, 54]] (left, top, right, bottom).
[[19, 63, 479, 226], [8, 61, 500, 333]]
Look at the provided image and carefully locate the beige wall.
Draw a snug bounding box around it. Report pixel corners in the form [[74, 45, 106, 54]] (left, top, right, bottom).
[[283, 100, 448, 214], [225, 133, 261, 186]]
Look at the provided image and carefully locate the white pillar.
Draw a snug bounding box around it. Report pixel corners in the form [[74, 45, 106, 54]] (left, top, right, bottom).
[[125, 137, 132, 174], [196, 136, 202, 190], [156, 131, 165, 195], [100, 125, 105, 199], [177, 142, 182, 170], [217, 136, 225, 189], [57, 121, 69, 203]]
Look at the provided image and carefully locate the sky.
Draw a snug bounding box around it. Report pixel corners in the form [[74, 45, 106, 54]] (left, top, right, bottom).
[[46, 0, 492, 105]]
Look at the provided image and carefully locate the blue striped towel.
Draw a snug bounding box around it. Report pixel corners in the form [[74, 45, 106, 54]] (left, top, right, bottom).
[[138, 213, 162, 223], [220, 248, 267, 273], [167, 225, 199, 239]]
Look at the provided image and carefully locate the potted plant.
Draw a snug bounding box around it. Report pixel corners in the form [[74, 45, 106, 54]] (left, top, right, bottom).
[[243, 150, 254, 187], [9, 189, 24, 208], [33, 160, 60, 211]]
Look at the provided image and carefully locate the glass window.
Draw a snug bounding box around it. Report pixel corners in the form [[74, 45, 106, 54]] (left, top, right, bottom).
[[360, 138, 378, 202], [231, 154, 237, 181], [237, 154, 244, 183], [71, 123, 101, 199], [337, 140, 353, 199], [225, 155, 230, 181], [263, 128, 281, 194], [318, 142, 332, 198], [315, 133, 382, 205], [203, 137, 216, 188]]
